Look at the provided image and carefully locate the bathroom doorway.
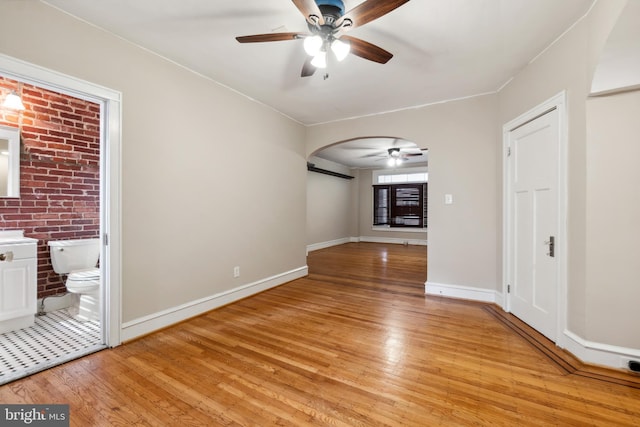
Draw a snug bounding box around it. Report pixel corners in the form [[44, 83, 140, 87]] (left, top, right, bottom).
[[0, 54, 122, 384]]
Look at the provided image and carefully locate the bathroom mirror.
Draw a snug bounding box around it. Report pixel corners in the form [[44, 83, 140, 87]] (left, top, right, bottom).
[[0, 125, 20, 198]]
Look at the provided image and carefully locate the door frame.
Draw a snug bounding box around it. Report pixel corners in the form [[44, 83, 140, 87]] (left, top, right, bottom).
[[0, 53, 123, 347], [502, 91, 568, 346]]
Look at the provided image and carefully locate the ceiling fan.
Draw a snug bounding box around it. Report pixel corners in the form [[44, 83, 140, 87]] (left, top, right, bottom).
[[382, 147, 424, 166], [354, 142, 424, 166], [236, 0, 410, 77]]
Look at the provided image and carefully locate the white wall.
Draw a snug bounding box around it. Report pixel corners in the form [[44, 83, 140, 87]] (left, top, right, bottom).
[[306, 160, 429, 250], [307, 0, 640, 366], [3, 0, 636, 366], [306, 156, 357, 248], [586, 90, 640, 349], [0, 1, 307, 336], [497, 0, 640, 364], [307, 94, 499, 293], [497, 0, 629, 346]]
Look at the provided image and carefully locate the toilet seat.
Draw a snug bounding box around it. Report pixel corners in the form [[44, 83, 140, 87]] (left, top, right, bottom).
[[66, 268, 100, 293]]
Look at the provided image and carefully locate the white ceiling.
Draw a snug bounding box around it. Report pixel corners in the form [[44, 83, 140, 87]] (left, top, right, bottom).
[[43, 0, 595, 127], [313, 137, 428, 169], [590, 0, 640, 95]]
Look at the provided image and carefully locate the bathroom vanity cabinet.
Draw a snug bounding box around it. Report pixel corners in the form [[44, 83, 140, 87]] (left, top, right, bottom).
[[0, 231, 38, 334]]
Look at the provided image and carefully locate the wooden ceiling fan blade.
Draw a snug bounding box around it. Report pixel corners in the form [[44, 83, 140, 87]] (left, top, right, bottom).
[[338, 0, 410, 30], [301, 56, 316, 77], [360, 152, 387, 158], [236, 32, 306, 43], [340, 35, 393, 64], [401, 146, 424, 153], [291, 0, 325, 25]]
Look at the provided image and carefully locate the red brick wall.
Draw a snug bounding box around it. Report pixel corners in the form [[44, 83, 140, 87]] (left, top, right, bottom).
[[0, 77, 100, 298]]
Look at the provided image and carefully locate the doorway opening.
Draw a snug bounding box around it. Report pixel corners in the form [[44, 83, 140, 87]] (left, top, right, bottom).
[[0, 55, 121, 384], [306, 136, 428, 287]]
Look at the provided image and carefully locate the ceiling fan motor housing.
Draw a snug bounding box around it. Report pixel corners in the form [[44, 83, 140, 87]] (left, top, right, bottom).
[[314, 0, 345, 26]]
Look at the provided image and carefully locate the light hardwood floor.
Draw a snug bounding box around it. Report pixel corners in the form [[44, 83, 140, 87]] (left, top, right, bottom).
[[1, 242, 639, 426]]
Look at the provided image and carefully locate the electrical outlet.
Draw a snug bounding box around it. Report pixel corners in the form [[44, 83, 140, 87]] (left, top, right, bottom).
[[233, 266, 240, 278], [620, 357, 640, 371]]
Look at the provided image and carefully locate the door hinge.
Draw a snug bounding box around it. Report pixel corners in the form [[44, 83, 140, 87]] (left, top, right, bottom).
[[507, 284, 511, 293], [104, 233, 109, 246], [507, 147, 512, 157]]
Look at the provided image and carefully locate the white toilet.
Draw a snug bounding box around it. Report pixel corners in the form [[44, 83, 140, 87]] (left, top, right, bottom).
[[48, 238, 101, 322]]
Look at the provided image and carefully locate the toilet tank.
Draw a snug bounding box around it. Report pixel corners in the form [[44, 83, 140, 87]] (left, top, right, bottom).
[[48, 238, 100, 274]]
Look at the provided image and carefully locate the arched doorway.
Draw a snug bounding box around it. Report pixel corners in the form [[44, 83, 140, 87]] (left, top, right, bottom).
[[306, 136, 428, 258]]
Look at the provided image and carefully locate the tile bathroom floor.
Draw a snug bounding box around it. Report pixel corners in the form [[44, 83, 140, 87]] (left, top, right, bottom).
[[0, 308, 105, 385]]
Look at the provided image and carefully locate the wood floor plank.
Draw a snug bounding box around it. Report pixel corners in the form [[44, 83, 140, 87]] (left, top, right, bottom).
[[1, 242, 639, 426]]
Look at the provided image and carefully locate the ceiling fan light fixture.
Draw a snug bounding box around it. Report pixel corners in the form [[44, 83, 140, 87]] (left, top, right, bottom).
[[331, 38, 350, 61], [304, 35, 323, 56], [311, 51, 327, 69]]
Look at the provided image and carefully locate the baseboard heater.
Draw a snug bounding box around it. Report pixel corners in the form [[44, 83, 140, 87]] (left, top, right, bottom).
[[307, 162, 354, 180]]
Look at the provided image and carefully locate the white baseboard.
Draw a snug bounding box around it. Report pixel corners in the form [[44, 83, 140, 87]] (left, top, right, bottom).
[[425, 281, 498, 303], [358, 236, 428, 246], [121, 266, 308, 342], [562, 329, 640, 371], [425, 282, 640, 371], [429, 280, 640, 371], [307, 236, 427, 254], [307, 238, 352, 253]]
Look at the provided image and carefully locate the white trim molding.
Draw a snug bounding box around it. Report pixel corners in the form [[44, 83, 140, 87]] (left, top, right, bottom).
[[425, 281, 499, 304], [307, 236, 427, 254], [307, 238, 353, 253], [502, 90, 568, 346], [359, 236, 427, 246], [422, 281, 640, 371], [121, 266, 308, 342], [0, 53, 123, 348], [563, 330, 640, 371]]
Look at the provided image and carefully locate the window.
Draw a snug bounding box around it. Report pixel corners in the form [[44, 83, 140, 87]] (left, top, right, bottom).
[[373, 183, 427, 228], [373, 167, 428, 229], [375, 172, 428, 184]]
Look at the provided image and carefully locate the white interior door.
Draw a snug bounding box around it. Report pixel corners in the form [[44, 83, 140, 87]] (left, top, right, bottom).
[[507, 108, 559, 341]]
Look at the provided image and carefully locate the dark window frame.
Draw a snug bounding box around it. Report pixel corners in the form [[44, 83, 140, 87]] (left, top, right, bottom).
[[373, 183, 427, 228]]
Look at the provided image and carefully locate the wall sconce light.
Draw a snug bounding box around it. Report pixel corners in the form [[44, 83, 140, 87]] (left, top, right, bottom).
[[2, 83, 25, 111]]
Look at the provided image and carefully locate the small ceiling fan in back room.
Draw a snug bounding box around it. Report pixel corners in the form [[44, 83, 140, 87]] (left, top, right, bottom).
[[236, 0, 410, 77]]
